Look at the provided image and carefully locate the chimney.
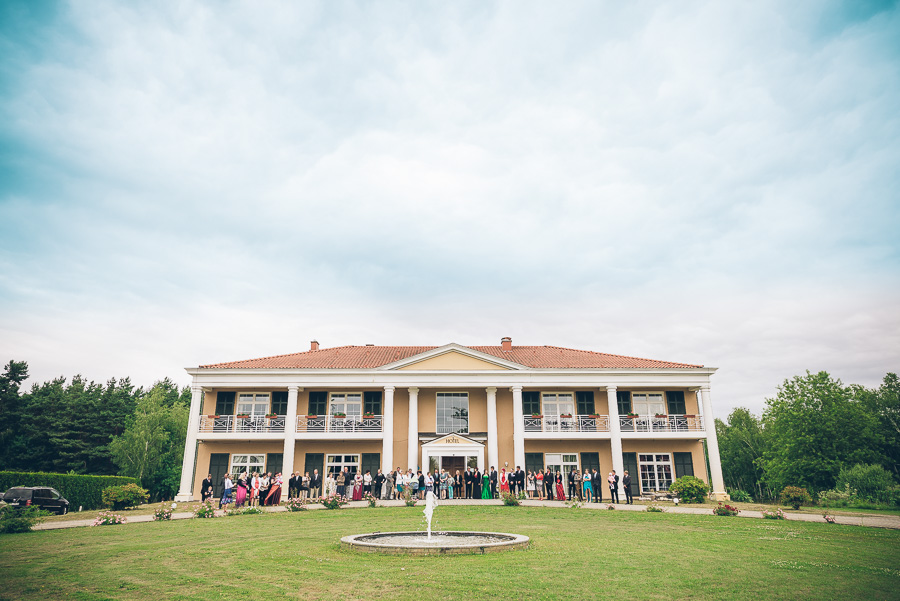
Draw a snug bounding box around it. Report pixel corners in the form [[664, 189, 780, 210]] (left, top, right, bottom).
[[501, 336, 512, 351], [310, 340, 319, 351]]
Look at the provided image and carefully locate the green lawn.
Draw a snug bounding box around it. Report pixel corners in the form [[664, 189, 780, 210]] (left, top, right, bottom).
[[2, 506, 898, 600]]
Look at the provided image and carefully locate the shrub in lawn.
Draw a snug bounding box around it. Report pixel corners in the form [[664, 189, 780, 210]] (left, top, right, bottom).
[[728, 489, 753, 503], [364, 493, 377, 508], [818, 484, 854, 507], [761, 507, 786, 520], [823, 514, 837, 524], [152, 506, 173, 521], [286, 498, 308, 512], [836, 464, 897, 504], [192, 499, 218, 518], [401, 489, 417, 507], [320, 494, 348, 510], [500, 491, 521, 506], [712, 502, 740, 516], [0, 505, 46, 534], [667, 476, 709, 504], [646, 505, 665, 513], [780, 486, 812, 510], [226, 506, 264, 516], [101, 483, 150, 510], [92, 511, 127, 526]]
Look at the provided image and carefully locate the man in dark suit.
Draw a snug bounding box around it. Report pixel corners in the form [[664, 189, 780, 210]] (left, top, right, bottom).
[[489, 467, 498, 498], [516, 467, 525, 495], [201, 474, 214, 501], [568, 468, 577, 500], [472, 468, 481, 499], [288, 472, 299, 499], [610, 470, 620, 503], [309, 469, 322, 499], [464, 468, 473, 499], [592, 469, 602, 503], [622, 470, 633, 504]]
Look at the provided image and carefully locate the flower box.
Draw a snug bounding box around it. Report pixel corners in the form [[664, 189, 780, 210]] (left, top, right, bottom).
[[236, 414, 250, 419], [305, 415, 318, 419], [654, 414, 668, 418], [208, 415, 221, 418], [559, 414, 573, 419], [626, 414, 639, 418], [588, 414, 602, 418], [530, 414, 543, 418], [363, 413, 375, 418], [332, 413, 347, 418], [265, 414, 278, 418]]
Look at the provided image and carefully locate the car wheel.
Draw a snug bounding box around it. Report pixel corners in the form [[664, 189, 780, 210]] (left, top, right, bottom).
[[60, 506, 67, 515]]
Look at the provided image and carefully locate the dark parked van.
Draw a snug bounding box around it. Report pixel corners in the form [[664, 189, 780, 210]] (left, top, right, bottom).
[[2, 487, 69, 514]]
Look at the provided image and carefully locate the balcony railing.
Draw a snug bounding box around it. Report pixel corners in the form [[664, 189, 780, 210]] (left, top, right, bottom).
[[619, 414, 704, 432], [524, 415, 610, 433], [295, 415, 384, 433], [198, 415, 286, 433]]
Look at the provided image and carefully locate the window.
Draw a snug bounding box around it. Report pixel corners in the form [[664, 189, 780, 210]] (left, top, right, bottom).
[[237, 393, 270, 417], [230, 454, 266, 477], [575, 391, 595, 415], [632, 393, 665, 416], [308, 391, 327, 416], [271, 391, 288, 415], [522, 391, 541, 415], [616, 391, 632, 415], [329, 393, 362, 418], [215, 391, 236, 415], [326, 454, 359, 477], [542, 393, 575, 431], [545, 453, 578, 475], [363, 391, 382, 415], [436, 392, 469, 434], [638, 453, 674, 492]]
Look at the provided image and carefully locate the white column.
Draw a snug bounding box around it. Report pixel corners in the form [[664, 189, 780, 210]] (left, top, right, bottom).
[[382, 386, 395, 473], [606, 386, 625, 498], [407, 387, 419, 470], [175, 386, 204, 502], [486, 387, 499, 469], [700, 386, 728, 500], [511, 386, 525, 469], [281, 386, 300, 480]]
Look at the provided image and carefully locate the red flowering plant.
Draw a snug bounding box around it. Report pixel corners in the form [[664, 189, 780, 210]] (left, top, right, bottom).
[[712, 502, 740, 516]]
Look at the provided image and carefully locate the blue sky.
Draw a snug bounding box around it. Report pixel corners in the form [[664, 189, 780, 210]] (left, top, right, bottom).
[[1, 0, 898, 417]]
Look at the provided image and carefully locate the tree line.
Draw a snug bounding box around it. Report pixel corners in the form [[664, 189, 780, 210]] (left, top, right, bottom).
[[0, 360, 189, 501], [716, 371, 899, 501]]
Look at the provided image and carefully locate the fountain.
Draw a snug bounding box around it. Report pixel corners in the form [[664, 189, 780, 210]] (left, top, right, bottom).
[[341, 491, 529, 555]]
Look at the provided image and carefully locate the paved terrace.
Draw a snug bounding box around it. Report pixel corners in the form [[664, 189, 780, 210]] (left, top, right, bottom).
[[34, 499, 900, 531]]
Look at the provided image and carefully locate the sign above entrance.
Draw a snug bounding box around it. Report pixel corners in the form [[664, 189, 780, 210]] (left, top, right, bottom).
[[425, 433, 483, 447]]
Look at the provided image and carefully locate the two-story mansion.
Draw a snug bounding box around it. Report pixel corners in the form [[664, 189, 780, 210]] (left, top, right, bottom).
[[175, 338, 728, 502]]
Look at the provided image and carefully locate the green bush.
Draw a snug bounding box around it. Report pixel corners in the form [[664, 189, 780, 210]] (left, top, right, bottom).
[[0, 505, 46, 534], [780, 486, 812, 509], [667, 476, 710, 504], [836, 464, 896, 504], [101, 483, 150, 510], [818, 484, 854, 507], [728, 489, 754, 503], [0, 471, 139, 511]]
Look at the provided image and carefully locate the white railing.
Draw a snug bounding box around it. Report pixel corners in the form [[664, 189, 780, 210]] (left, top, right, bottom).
[[618, 414, 704, 433], [295, 415, 383, 433], [198, 415, 286, 433], [523, 415, 610, 433]]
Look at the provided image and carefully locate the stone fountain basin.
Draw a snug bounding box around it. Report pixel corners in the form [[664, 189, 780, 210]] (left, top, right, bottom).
[[341, 531, 530, 555]]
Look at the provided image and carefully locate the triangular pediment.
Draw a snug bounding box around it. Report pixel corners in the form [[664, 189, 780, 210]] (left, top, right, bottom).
[[378, 344, 525, 371], [422, 433, 483, 447]]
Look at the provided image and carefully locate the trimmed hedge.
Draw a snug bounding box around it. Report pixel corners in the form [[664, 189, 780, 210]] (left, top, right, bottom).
[[0, 472, 140, 511]]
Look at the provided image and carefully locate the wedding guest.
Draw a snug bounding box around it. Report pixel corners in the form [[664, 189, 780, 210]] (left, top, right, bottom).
[[555, 471, 566, 501], [527, 471, 536, 499], [582, 469, 592, 503], [201, 474, 214, 502], [454, 470, 463, 498], [363, 470, 373, 495], [301, 472, 310, 500], [622, 470, 633, 504], [220, 474, 233, 508], [335, 469, 346, 498], [235, 472, 248, 507], [309, 469, 322, 499]]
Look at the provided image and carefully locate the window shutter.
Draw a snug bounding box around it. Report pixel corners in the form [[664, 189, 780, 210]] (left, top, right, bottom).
[[208, 453, 230, 498], [271, 391, 288, 415], [304, 453, 324, 477], [673, 452, 694, 478], [308, 391, 327, 416], [622, 452, 639, 496], [361, 453, 381, 476], [522, 391, 541, 415], [215, 391, 235, 415], [666, 391, 686, 415], [525, 452, 544, 474], [616, 391, 631, 415], [576, 391, 595, 415], [266, 453, 283, 476], [364, 391, 382, 415], [580, 452, 600, 473]]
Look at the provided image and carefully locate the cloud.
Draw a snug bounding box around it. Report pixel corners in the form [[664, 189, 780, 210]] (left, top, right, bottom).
[[0, 0, 898, 415]]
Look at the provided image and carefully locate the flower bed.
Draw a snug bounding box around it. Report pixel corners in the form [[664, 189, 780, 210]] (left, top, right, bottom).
[[320, 494, 348, 510], [712, 502, 740, 516], [92, 511, 127, 526], [192, 499, 218, 518], [152, 506, 173, 521], [761, 507, 786, 520], [286, 498, 308, 512]]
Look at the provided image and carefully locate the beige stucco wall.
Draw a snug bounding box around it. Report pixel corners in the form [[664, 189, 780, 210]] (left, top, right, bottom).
[[398, 351, 512, 371], [496, 388, 515, 467]]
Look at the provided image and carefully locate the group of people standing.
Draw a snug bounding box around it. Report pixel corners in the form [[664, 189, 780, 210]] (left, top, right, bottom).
[[203, 465, 635, 507], [203, 472, 285, 508]]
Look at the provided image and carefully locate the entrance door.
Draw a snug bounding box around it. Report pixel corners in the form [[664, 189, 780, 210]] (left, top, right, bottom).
[[441, 456, 465, 474], [208, 453, 230, 498]]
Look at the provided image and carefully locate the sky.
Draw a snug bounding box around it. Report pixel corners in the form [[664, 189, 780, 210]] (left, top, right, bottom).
[[1, 0, 898, 419]]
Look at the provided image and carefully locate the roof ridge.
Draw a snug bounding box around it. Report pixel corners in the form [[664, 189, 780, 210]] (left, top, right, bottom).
[[537, 345, 700, 366], [200, 345, 361, 367]]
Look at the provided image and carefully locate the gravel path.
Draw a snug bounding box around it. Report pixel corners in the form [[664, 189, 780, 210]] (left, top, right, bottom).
[[33, 499, 900, 531]]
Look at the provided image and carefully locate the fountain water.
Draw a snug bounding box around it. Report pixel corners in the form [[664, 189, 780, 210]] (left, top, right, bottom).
[[341, 489, 529, 555]]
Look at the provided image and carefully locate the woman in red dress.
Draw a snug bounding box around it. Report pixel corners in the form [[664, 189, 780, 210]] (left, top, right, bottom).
[[352, 472, 363, 501], [555, 470, 566, 501], [500, 468, 510, 493]]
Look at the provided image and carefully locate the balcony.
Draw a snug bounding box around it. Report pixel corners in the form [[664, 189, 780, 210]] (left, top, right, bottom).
[[524, 415, 610, 433], [295, 415, 383, 434], [619, 414, 704, 433], [198, 415, 286, 433]]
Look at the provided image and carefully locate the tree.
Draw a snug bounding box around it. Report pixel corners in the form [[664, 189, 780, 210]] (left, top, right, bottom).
[[0, 360, 29, 466], [855, 373, 900, 478], [761, 371, 881, 493], [716, 408, 771, 500], [108, 381, 189, 500]]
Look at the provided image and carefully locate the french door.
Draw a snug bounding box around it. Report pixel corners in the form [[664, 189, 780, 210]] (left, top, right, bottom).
[[542, 393, 575, 432]]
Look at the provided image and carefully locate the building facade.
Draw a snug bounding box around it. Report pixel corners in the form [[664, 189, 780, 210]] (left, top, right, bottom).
[[175, 338, 727, 501]]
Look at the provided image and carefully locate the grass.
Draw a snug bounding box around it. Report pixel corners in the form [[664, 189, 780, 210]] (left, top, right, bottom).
[[2, 506, 898, 601]]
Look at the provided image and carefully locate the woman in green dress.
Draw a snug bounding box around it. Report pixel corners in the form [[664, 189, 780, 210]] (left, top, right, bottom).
[[481, 471, 491, 499]]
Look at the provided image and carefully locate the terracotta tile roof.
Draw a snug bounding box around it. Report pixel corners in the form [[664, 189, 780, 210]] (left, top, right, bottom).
[[199, 345, 702, 369]]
